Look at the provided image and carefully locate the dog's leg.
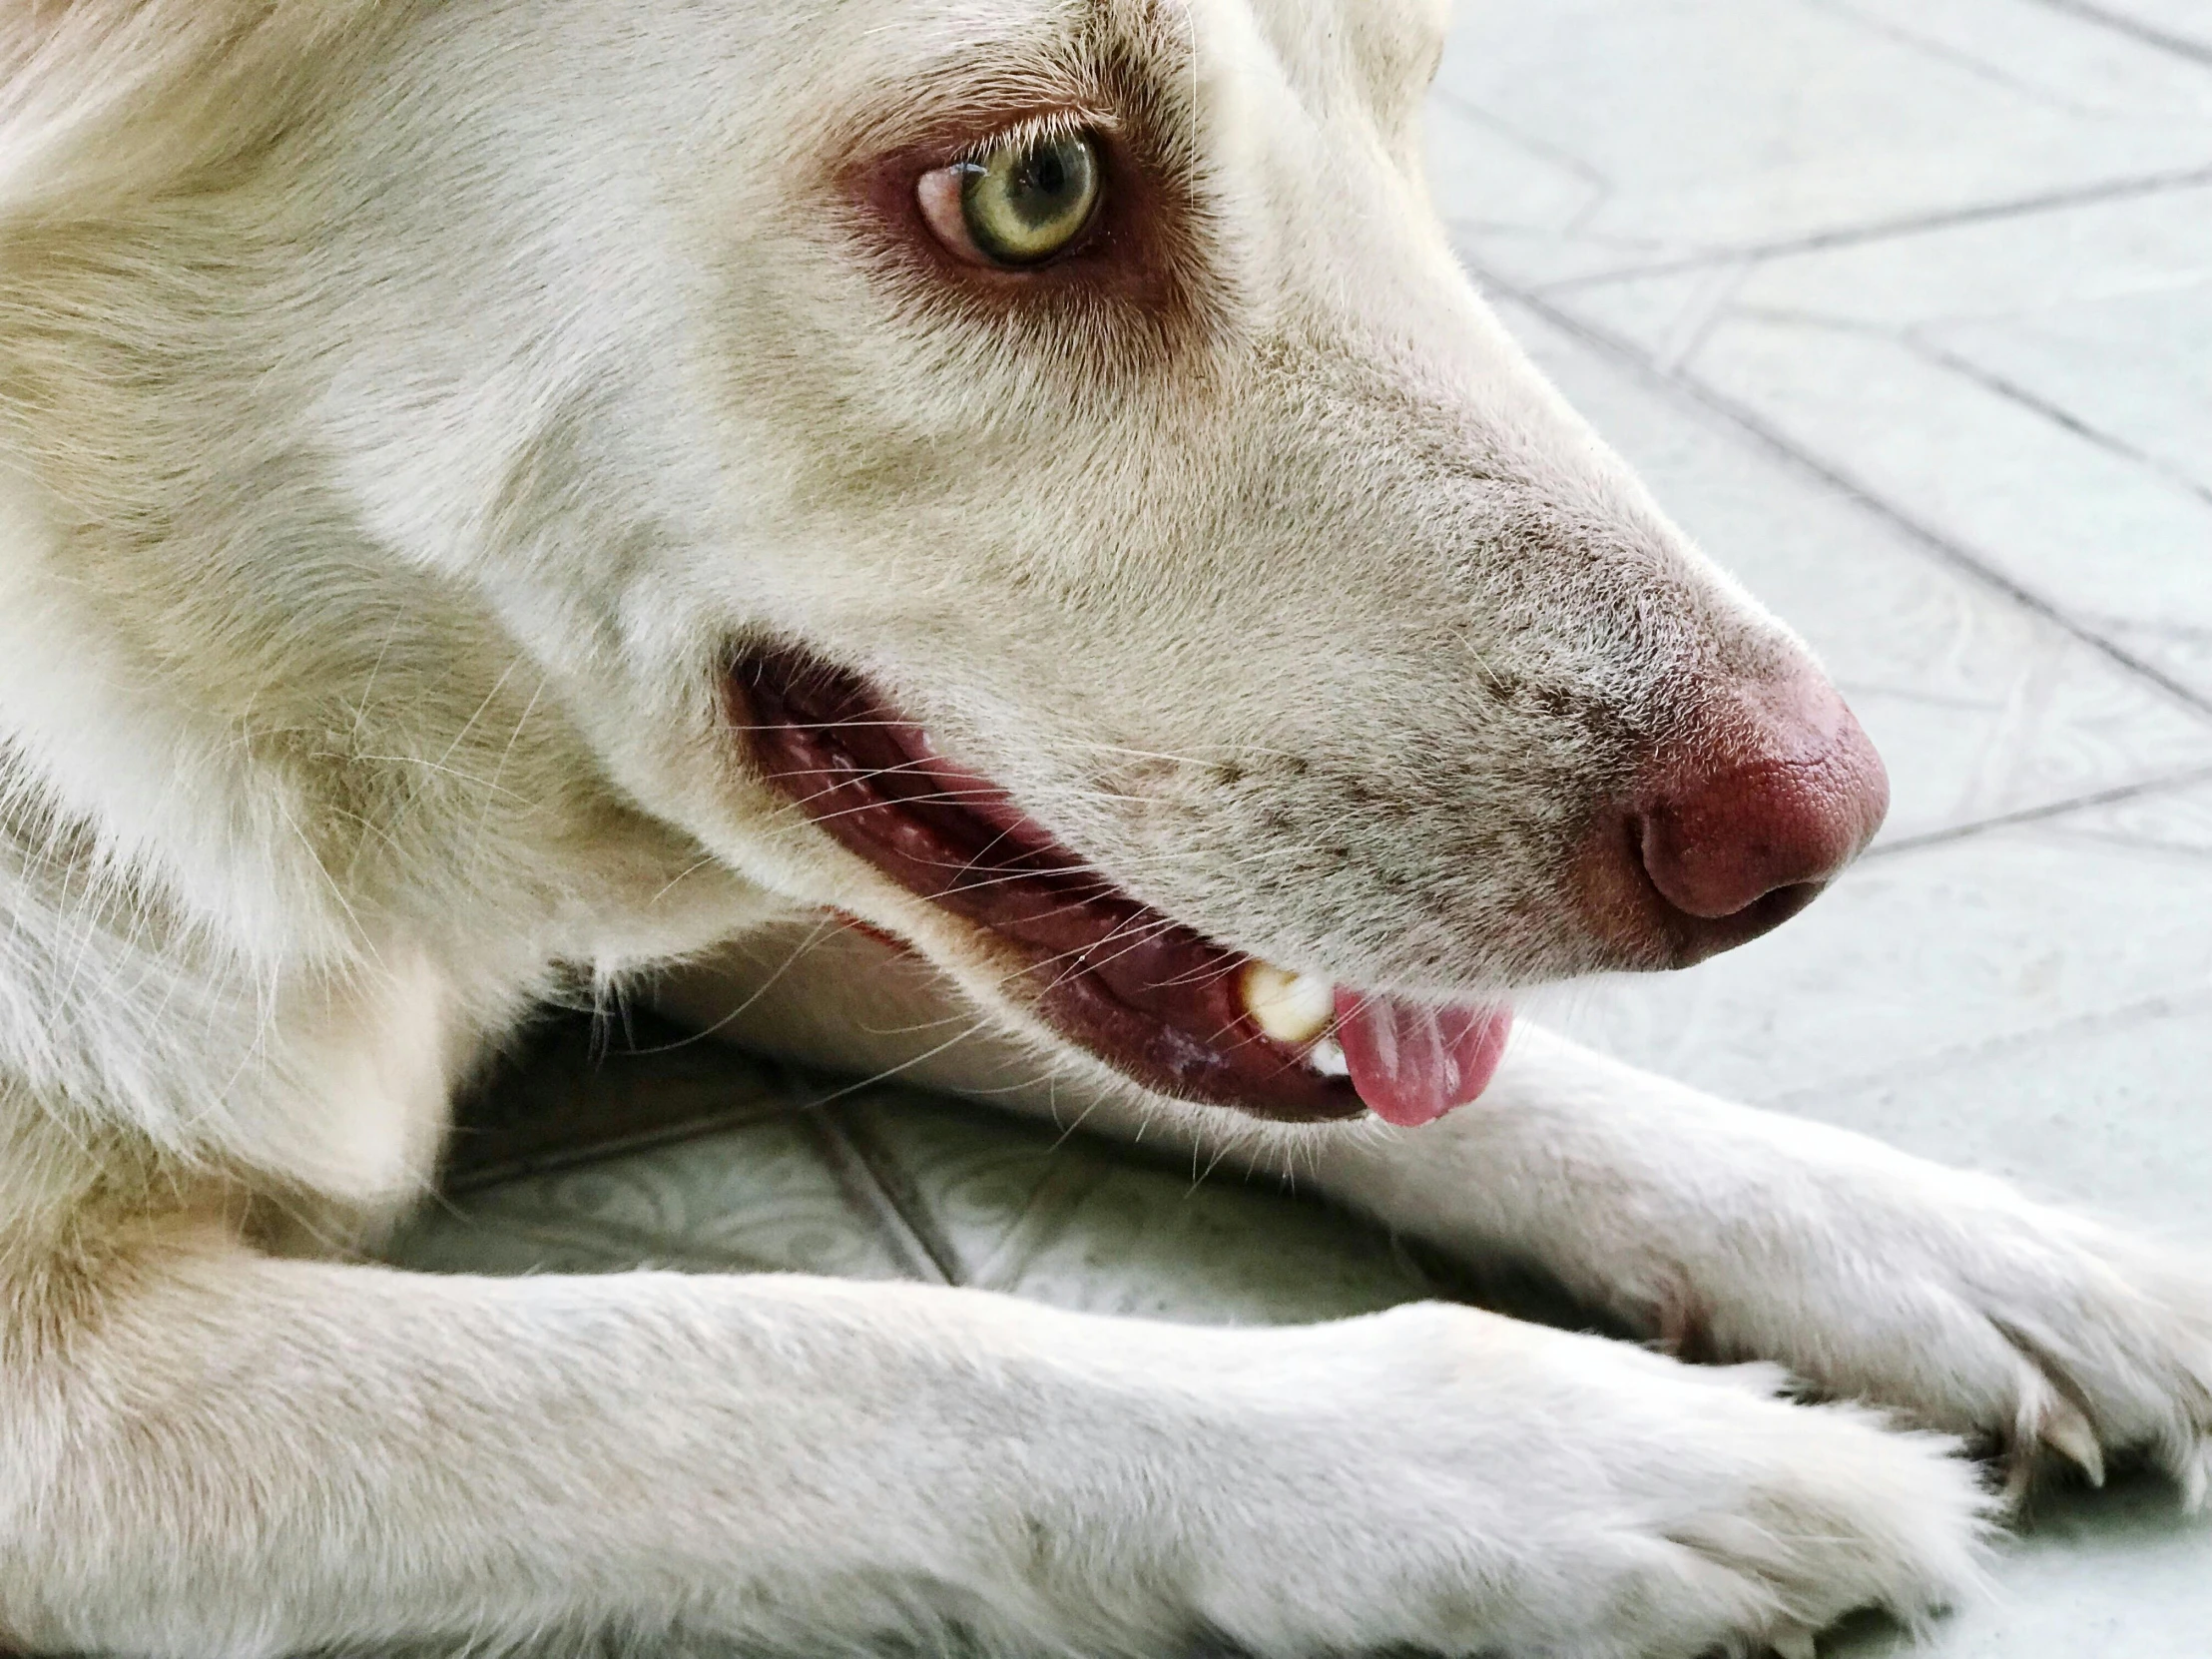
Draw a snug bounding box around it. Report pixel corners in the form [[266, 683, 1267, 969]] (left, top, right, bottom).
[[663, 930, 2212, 1499], [1, 1204, 1985, 1659], [1308, 1025, 2212, 1497]]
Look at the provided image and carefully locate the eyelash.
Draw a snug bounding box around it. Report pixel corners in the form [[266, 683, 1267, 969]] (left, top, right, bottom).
[[946, 110, 1105, 170]]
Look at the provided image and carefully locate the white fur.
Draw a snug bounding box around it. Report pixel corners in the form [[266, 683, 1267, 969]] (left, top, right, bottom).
[[0, 1, 2202, 1654]]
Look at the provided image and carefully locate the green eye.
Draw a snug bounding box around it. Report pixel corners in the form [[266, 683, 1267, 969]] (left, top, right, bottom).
[[956, 131, 1101, 267]]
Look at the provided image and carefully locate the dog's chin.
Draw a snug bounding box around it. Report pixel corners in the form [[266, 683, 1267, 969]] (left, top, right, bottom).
[[726, 647, 1514, 1128]]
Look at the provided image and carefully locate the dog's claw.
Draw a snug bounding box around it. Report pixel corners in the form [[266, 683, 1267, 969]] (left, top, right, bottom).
[[2037, 1392, 2106, 1488], [1770, 1628, 1818, 1659]]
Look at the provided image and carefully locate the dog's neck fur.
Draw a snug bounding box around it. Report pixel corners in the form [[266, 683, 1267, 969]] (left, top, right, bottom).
[[0, 11, 777, 1229]]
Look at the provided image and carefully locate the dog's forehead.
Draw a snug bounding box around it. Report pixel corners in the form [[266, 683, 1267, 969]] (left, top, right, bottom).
[[821, 0, 1444, 127]]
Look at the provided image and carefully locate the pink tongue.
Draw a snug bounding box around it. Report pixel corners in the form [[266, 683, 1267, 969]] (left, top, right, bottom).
[[1334, 991, 1513, 1128]]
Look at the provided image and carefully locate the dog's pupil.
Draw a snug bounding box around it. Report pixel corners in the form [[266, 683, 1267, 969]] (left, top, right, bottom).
[[1016, 145, 1069, 224]]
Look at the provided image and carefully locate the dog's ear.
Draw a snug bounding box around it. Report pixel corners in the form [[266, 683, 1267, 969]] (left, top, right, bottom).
[[0, 0, 404, 218]]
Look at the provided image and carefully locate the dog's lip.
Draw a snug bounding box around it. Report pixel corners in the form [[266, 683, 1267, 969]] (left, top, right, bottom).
[[726, 647, 1368, 1123]]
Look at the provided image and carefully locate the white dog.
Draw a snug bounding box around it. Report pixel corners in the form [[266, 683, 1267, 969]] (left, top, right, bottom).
[[1, 1, 2205, 1654]]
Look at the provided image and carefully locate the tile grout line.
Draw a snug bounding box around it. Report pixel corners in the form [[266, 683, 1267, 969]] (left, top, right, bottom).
[[1428, 85, 1611, 192], [1865, 764, 2212, 860], [1758, 985, 2212, 1115], [1465, 258, 2212, 723], [1902, 332, 2212, 512], [803, 1106, 962, 1286], [1520, 163, 2212, 293], [2019, 0, 2212, 67], [1802, 0, 2105, 113], [441, 1100, 805, 1196]]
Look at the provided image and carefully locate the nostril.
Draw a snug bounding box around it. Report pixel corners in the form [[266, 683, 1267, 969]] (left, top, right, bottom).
[[1634, 676, 1889, 923], [1572, 672, 1889, 972], [1730, 877, 1827, 937]]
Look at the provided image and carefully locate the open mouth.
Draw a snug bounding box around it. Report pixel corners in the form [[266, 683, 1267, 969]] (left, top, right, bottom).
[[729, 647, 1512, 1127]]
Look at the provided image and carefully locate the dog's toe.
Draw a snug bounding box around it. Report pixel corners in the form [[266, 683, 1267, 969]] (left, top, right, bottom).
[[1911, 1230, 2212, 1504]]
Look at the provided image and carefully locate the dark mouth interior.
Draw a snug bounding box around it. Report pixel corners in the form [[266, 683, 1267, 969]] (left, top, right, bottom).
[[729, 647, 1363, 1122]]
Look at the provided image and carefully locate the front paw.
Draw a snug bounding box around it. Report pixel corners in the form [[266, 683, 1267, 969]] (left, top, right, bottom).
[[1630, 1133, 2212, 1501], [1131, 1306, 1988, 1659]]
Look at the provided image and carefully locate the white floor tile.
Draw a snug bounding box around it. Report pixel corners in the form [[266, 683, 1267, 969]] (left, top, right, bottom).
[[391, 1116, 918, 1282], [1435, 0, 2212, 282], [1492, 297, 2212, 837], [1683, 314, 2212, 687], [1539, 183, 2212, 697], [1523, 781, 2212, 1113], [2061, 0, 2212, 55], [1833, 1471, 2212, 1658]]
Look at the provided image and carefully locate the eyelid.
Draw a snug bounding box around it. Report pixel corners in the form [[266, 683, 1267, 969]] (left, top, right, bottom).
[[949, 108, 1117, 168], [916, 164, 992, 266]]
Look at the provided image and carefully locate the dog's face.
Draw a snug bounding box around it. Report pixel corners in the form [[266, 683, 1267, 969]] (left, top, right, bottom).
[[312, 0, 1885, 1122]]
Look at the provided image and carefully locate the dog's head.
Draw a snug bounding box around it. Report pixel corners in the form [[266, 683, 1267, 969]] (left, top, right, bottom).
[[137, 0, 1887, 1124]]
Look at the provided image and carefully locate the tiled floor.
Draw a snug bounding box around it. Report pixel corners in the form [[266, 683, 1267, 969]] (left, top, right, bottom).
[[389, 3, 2212, 1653]]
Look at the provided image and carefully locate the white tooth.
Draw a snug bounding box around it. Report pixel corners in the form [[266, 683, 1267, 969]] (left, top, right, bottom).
[[1240, 960, 1335, 1046], [1307, 1035, 1350, 1077]]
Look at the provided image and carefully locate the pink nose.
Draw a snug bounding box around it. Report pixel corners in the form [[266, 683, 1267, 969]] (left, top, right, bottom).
[[1639, 674, 1889, 918], [1581, 672, 1889, 967]]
